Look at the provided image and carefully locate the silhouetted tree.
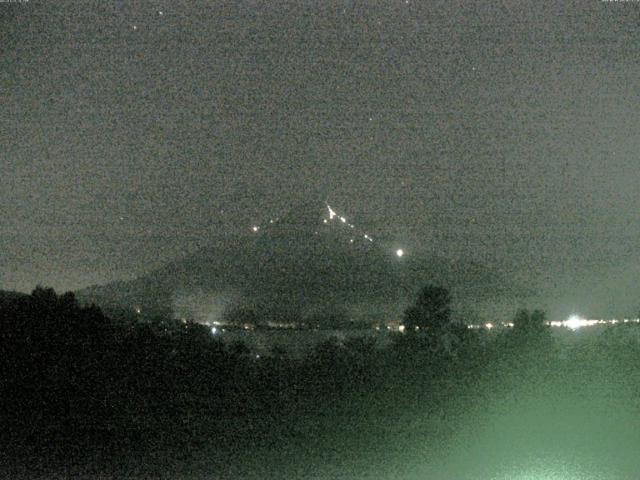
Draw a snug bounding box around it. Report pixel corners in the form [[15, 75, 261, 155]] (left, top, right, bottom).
[[404, 285, 452, 332], [58, 291, 79, 311], [31, 285, 58, 305], [513, 308, 547, 332], [508, 308, 554, 368]]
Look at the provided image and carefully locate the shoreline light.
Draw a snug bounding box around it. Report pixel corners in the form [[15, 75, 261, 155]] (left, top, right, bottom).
[[564, 315, 586, 330]]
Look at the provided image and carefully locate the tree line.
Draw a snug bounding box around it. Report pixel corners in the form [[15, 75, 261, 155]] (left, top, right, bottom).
[[0, 284, 600, 478]]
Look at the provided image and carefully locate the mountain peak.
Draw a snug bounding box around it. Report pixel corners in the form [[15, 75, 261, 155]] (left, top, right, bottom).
[[261, 199, 375, 246]]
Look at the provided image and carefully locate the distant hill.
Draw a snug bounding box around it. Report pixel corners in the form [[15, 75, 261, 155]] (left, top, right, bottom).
[[0, 290, 29, 302], [77, 202, 532, 325]]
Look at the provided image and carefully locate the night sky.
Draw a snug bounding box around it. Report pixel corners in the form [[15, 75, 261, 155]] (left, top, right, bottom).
[[2, 0, 640, 318]]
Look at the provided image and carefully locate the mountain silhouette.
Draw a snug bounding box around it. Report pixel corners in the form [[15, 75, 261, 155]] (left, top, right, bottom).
[[76, 202, 531, 325]]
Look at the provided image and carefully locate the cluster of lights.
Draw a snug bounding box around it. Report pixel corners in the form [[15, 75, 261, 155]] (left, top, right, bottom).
[[246, 203, 412, 260], [467, 322, 505, 330], [464, 316, 640, 331], [249, 203, 377, 245], [130, 8, 166, 31], [325, 204, 375, 244], [549, 315, 640, 330], [190, 316, 640, 338], [251, 218, 279, 233]]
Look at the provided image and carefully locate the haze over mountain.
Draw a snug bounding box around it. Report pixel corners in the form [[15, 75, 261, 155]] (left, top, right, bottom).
[[77, 201, 530, 325]]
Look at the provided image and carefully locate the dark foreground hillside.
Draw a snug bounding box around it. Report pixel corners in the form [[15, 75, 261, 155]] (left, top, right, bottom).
[[2, 288, 640, 479]]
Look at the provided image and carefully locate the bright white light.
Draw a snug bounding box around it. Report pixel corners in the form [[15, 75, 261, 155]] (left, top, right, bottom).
[[211, 326, 218, 335], [485, 322, 494, 329], [251, 225, 259, 232], [564, 315, 587, 330], [340, 216, 346, 223], [398, 325, 406, 333], [327, 205, 337, 219], [559, 315, 603, 330], [323, 219, 328, 224], [396, 249, 404, 257], [134, 307, 141, 314]]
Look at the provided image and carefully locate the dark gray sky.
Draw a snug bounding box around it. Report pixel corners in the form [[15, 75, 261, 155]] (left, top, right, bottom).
[[2, 0, 639, 318]]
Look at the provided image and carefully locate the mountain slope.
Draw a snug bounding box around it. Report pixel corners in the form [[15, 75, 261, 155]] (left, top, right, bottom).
[[77, 202, 531, 324]]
